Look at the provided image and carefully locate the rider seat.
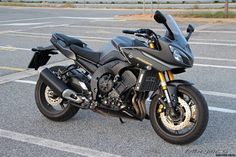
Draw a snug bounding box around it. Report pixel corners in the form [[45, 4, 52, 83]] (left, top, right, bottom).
[[70, 45, 102, 63]]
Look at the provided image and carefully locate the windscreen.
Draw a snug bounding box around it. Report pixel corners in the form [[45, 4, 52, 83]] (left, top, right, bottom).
[[165, 15, 188, 48]]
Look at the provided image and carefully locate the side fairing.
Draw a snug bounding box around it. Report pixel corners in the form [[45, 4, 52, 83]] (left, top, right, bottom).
[[120, 37, 193, 71], [121, 46, 180, 71]]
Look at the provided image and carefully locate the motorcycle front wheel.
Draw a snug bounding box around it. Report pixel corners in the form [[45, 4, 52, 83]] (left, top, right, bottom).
[[149, 85, 208, 145]]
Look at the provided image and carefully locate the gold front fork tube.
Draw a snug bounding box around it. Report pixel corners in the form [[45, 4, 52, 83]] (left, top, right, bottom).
[[149, 42, 155, 49], [167, 70, 174, 81], [158, 72, 172, 104], [158, 72, 167, 90]]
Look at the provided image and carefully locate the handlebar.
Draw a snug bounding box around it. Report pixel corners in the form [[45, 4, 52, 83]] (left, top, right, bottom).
[[122, 30, 137, 35], [123, 29, 154, 35], [122, 29, 160, 49]]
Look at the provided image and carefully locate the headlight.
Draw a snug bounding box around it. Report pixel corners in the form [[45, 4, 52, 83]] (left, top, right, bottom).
[[169, 45, 186, 64], [173, 49, 183, 63]]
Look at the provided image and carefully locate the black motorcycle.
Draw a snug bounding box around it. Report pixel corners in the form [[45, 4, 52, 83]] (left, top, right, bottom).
[[28, 10, 208, 145]]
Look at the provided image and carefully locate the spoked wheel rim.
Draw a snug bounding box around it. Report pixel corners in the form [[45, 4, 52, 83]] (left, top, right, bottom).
[[157, 89, 199, 136]]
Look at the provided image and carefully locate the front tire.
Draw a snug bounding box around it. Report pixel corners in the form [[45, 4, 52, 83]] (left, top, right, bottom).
[[35, 66, 79, 122], [150, 85, 208, 145]]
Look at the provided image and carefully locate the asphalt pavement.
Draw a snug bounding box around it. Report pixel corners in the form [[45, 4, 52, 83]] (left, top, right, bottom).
[[0, 6, 236, 157]]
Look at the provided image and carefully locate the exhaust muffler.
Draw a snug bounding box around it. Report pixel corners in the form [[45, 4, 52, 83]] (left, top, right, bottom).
[[39, 68, 84, 104]]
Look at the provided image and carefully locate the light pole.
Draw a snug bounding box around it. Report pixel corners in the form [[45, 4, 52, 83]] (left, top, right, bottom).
[[143, 0, 146, 14], [151, 0, 154, 15], [225, 0, 229, 18]]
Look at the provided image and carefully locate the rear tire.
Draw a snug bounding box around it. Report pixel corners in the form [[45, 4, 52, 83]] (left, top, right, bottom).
[[150, 85, 208, 145], [35, 66, 79, 122]]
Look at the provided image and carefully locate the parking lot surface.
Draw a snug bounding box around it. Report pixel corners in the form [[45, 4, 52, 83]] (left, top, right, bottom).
[[0, 6, 236, 157]]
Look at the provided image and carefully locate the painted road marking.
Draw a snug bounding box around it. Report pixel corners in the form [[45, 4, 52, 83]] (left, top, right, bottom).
[[2, 33, 107, 43], [31, 24, 70, 29], [60, 24, 236, 34], [195, 57, 236, 63], [0, 16, 120, 24], [208, 106, 236, 114], [58, 16, 117, 21], [0, 17, 59, 24], [4, 33, 49, 39], [0, 66, 25, 72], [4, 33, 110, 41], [198, 30, 236, 34], [15, 79, 236, 99], [12, 79, 236, 114], [0, 129, 121, 157], [4, 31, 236, 47], [0, 30, 22, 35], [0, 69, 37, 85], [196, 23, 216, 31], [192, 38, 236, 43], [0, 60, 73, 85], [189, 41, 236, 47], [1, 16, 236, 34], [0, 22, 50, 26], [201, 90, 236, 99], [14, 80, 36, 85], [0, 45, 236, 71], [0, 46, 31, 51], [194, 64, 236, 70], [65, 24, 154, 30]]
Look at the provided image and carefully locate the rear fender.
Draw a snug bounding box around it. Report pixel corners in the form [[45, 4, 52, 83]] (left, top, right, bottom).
[[28, 45, 58, 70]]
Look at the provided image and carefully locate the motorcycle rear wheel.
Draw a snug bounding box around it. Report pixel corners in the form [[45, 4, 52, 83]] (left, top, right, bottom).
[[149, 85, 208, 145], [35, 66, 79, 122]]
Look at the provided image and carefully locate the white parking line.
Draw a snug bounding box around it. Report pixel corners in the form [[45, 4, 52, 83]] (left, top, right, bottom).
[[192, 38, 236, 43], [201, 90, 236, 99], [66, 25, 162, 31], [14, 80, 36, 85], [14, 79, 236, 100], [194, 64, 236, 70], [51, 24, 236, 34], [0, 17, 59, 23], [196, 23, 216, 31], [189, 41, 236, 47], [11, 79, 236, 114], [198, 30, 236, 34], [0, 129, 120, 157], [195, 57, 236, 63], [208, 106, 236, 114], [0, 16, 120, 24], [0, 22, 50, 26], [59, 16, 114, 20], [0, 60, 73, 85], [31, 24, 70, 29], [4, 31, 236, 47], [1, 45, 236, 71], [0, 46, 31, 51]]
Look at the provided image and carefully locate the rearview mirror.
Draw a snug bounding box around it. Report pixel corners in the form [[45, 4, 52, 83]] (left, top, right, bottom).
[[154, 10, 167, 24], [187, 24, 195, 33]]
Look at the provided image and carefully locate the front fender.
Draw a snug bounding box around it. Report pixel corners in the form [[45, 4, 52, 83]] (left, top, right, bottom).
[[151, 80, 193, 99]]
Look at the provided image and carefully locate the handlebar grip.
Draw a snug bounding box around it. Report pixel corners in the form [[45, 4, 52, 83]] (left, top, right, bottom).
[[122, 30, 136, 34]]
